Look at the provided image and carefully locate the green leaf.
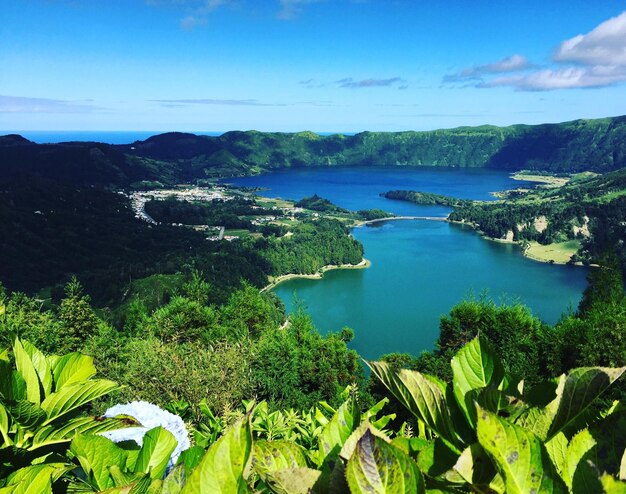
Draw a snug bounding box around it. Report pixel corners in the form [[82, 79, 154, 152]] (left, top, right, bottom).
[[601, 475, 626, 494], [452, 443, 498, 488], [367, 360, 461, 451], [13, 338, 41, 405], [134, 426, 177, 480], [32, 416, 138, 449], [70, 434, 127, 491], [9, 400, 46, 430], [317, 397, 359, 465], [476, 406, 567, 494], [451, 336, 504, 426], [21, 341, 53, 397], [252, 440, 308, 478], [519, 367, 626, 441], [174, 446, 204, 476], [51, 353, 97, 390], [346, 429, 425, 494], [40, 379, 118, 423], [547, 367, 626, 439], [0, 402, 11, 445], [416, 438, 460, 478], [545, 433, 568, 477], [264, 467, 322, 494], [621, 448, 626, 481], [581, 408, 626, 484], [181, 417, 252, 493], [0, 362, 27, 402], [162, 465, 186, 494], [339, 420, 390, 463], [562, 429, 596, 490], [0, 465, 55, 494], [6, 463, 70, 486]]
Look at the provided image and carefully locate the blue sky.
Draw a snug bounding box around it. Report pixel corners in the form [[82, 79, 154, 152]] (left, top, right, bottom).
[[2, 0, 626, 132]]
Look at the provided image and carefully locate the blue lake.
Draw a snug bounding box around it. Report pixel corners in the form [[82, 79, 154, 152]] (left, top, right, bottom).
[[226, 167, 589, 359]]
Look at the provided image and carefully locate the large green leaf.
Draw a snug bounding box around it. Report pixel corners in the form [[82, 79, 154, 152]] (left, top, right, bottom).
[[367, 360, 461, 451], [263, 467, 322, 494], [9, 400, 46, 430], [0, 402, 11, 445], [561, 429, 596, 491], [0, 463, 67, 494], [317, 397, 359, 465], [181, 417, 252, 493], [252, 440, 308, 478], [545, 433, 568, 477], [13, 339, 41, 405], [40, 379, 118, 423], [575, 407, 626, 491], [346, 429, 425, 494], [340, 420, 391, 463], [32, 416, 138, 449], [451, 336, 504, 426], [548, 367, 626, 439], [21, 341, 52, 397], [601, 475, 626, 494], [134, 427, 177, 480], [476, 406, 567, 494], [519, 367, 626, 441], [0, 362, 27, 403], [452, 443, 498, 489], [70, 434, 127, 491], [51, 353, 97, 390]]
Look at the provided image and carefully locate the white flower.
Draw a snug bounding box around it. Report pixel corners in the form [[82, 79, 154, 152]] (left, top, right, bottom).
[[102, 401, 190, 474]]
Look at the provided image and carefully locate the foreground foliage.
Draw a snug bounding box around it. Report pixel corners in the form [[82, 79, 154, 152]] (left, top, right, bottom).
[[1, 336, 624, 493]]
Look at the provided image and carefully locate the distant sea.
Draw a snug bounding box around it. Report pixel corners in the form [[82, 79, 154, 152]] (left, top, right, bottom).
[[5, 130, 352, 145], [3, 131, 224, 145]]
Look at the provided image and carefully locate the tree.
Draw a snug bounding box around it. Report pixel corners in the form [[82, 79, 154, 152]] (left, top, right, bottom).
[[578, 252, 625, 315], [58, 276, 100, 351]]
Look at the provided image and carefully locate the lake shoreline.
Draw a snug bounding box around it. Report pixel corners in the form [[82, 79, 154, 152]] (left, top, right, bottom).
[[448, 219, 585, 266], [262, 258, 372, 292]]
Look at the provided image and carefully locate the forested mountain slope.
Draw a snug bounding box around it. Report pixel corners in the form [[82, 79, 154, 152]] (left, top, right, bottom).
[[3, 115, 626, 188], [120, 115, 626, 174]]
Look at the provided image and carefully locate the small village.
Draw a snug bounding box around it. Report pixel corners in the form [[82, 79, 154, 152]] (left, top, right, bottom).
[[125, 185, 320, 241]]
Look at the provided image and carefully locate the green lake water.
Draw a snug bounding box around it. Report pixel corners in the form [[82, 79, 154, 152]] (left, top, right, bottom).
[[227, 167, 589, 359]]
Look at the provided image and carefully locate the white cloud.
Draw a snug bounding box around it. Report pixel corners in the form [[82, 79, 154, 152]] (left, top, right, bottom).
[[555, 11, 626, 66], [484, 65, 626, 91], [461, 54, 531, 77], [445, 10, 626, 91], [277, 0, 324, 20], [0, 95, 101, 113]]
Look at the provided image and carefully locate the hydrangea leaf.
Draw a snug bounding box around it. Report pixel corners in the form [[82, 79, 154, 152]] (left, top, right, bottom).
[[181, 417, 252, 494], [346, 429, 425, 494], [476, 405, 567, 494], [252, 440, 308, 478], [451, 336, 504, 426], [134, 426, 177, 480], [367, 360, 461, 451]]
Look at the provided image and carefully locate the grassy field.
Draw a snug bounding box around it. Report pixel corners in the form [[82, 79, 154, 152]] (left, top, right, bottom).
[[511, 172, 570, 188], [524, 240, 581, 264], [224, 228, 251, 237]]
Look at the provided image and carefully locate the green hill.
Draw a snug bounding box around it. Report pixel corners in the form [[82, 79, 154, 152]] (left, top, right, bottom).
[[4, 115, 626, 190]]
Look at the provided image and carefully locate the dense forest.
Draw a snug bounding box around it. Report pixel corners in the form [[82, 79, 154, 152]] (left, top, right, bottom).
[[382, 190, 465, 207], [0, 175, 363, 308], [144, 196, 276, 228], [4, 115, 626, 190], [447, 168, 626, 269]]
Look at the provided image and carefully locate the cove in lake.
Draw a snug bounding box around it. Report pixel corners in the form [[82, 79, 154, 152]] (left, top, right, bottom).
[[226, 167, 589, 360]]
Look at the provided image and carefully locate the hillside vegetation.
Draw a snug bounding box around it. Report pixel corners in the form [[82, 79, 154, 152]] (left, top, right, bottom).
[[4, 116, 626, 190], [448, 168, 626, 269]]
